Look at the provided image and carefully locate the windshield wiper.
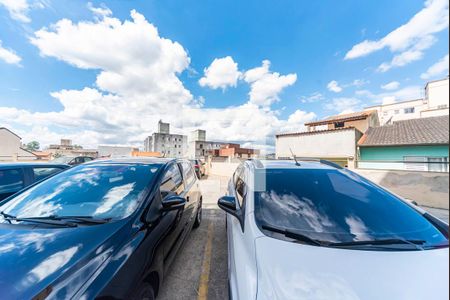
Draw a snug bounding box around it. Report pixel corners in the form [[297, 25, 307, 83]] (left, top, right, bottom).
[[20, 215, 111, 224], [329, 238, 426, 250], [1, 212, 78, 227], [261, 224, 325, 246]]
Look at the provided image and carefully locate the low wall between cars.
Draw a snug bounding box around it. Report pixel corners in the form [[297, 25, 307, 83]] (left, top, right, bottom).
[[207, 162, 449, 210], [208, 161, 239, 178], [354, 169, 449, 209]]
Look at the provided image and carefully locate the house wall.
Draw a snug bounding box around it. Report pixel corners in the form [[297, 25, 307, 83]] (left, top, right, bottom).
[[360, 145, 449, 161], [0, 129, 36, 161], [426, 78, 449, 109], [366, 99, 426, 125], [276, 128, 362, 160]]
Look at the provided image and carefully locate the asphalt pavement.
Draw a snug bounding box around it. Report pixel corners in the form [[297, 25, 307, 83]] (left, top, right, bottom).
[[158, 175, 229, 300]]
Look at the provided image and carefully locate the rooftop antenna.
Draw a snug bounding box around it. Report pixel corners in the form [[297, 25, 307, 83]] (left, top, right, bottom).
[[289, 147, 301, 166]]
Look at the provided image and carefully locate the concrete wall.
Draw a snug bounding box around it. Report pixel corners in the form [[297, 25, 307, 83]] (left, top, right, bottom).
[[354, 169, 449, 209], [207, 161, 449, 209], [360, 145, 449, 160], [276, 128, 361, 159], [208, 161, 239, 178]]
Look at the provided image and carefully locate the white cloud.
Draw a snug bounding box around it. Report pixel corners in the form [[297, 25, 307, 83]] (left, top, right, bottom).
[[0, 0, 30, 22], [243, 60, 297, 107], [0, 0, 47, 23], [87, 2, 112, 18], [287, 109, 317, 124], [0, 10, 312, 150], [0, 40, 21, 65], [421, 54, 449, 79], [357, 85, 423, 105], [381, 81, 400, 91], [324, 97, 361, 113], [300, 92, 324, 103], [345, 0, 449, 70], [327, 80, 343, 93], [199, 56, 241, 90]]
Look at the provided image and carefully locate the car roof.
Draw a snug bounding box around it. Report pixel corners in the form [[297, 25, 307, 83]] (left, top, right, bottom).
[[246, 159, 342, 170], [0, 162, 70, 169], [85, 157, 179, 166]]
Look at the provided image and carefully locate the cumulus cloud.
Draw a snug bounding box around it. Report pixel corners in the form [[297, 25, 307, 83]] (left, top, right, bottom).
[[327, 80, 343, 93], [345, 0, 449, 70], [243, 60, 297, 107], [0, 9, 311, 149], [0, 40, 21, 65], [421, 54, 449, 79], [199, 56, 242, 90], [324, 98, 361, 113], [381, 81, 400, 91], [356, 85, 423, 105]]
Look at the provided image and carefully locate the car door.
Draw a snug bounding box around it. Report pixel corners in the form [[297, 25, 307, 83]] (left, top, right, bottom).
[[0, 168, 25, 201], [180, 161, 198, 227], [227, 164, 250, 299], [159, 163, 188, 266]]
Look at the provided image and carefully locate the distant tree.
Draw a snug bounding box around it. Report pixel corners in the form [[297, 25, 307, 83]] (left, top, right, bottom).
[[26, 141, 40, 151], [73, 144, 83, 149]]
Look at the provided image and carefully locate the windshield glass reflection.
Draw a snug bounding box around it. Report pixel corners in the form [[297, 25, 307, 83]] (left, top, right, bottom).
[[254, 168, 448, 246], [0, 164, 159, 220]]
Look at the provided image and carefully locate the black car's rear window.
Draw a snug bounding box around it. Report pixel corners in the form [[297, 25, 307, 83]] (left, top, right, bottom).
[[254, 168, 448, 248]]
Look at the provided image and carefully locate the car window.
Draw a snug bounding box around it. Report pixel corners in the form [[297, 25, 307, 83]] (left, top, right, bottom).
[[234, 166, 246, 208], [0, 164, 160, 220], [181, 162, 196, 187], [253, 168, 448, 248], [0, 169, 24, 195], [160, 163, 184, 197], [84, 157, 93, 162], [33, 167, 63, 182]]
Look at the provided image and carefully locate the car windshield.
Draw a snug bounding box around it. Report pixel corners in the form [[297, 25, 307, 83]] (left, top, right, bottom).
[[253, 168, 448, 248], [0, 163, 160, 221], [51, 157, 73, 164]]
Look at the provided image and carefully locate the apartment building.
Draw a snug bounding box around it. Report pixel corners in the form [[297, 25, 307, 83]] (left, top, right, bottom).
[[366, 77, 449, 125], [144, 121, 188, 158]]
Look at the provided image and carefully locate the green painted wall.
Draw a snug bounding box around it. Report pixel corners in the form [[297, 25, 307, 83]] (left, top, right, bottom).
[[360, 145, 449, 161]]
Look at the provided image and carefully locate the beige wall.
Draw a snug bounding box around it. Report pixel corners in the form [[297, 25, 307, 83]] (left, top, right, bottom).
[[276, 128, 361, 159], [354, 169, 449, 209], [0, 129, 36, 161], [426, 78, 449, 109]]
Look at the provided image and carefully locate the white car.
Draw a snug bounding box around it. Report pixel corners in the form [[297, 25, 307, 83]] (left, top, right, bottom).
[[218, 159, 449, 300]]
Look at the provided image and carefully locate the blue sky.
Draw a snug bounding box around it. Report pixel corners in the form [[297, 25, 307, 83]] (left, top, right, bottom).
[[0, 0, 448, 149]]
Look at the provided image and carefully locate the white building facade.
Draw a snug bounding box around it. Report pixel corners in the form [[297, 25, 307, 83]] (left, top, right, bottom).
[[366, 78, 449, 125]]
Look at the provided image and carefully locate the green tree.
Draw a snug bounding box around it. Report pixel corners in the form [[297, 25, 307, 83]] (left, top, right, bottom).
[[26, 141, 40, 151]]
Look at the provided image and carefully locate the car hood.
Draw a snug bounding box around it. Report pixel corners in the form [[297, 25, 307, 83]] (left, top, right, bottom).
[[0, 220, 129, 299], [255, 237, 449, 300]]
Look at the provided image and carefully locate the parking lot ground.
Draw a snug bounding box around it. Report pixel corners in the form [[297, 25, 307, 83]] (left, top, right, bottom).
[[158, 175, 229, 300]]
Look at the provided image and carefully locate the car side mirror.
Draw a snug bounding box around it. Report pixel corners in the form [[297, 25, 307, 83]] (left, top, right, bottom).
[[162, 195, 186, 211], [218, 196, 244, 229]]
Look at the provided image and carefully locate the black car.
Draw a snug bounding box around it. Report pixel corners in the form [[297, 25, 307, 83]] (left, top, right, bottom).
[[0, 158, 202, 300], [51, 155, 95, 166], [0, 163, 70, 201]]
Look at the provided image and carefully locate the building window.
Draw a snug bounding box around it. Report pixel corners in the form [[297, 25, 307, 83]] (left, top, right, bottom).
[[428, 157, 449, 173], [404, 107, 415, 114], [334, 121, 345, 128], [404, 156, 449, 172], [394, 110, 400, 114]]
